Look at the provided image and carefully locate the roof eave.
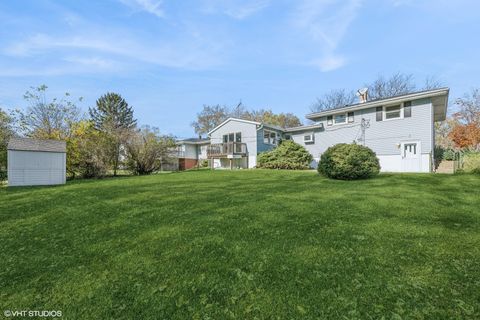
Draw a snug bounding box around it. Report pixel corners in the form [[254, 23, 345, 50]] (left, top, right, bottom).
[[306, 88, 450, 120], [207, 117, 261, 136], [283, 124, 324, 133]]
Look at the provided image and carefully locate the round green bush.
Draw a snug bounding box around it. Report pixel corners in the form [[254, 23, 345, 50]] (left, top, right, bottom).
[[257, 140, 313, 170], [318, 143, 380, 180]]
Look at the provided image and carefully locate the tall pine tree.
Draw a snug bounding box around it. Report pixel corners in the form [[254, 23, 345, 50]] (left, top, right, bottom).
[[89, 93, 137, 176]]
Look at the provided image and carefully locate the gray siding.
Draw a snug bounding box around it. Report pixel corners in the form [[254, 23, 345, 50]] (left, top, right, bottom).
[[8, 150, 66, 186], [290, 98, 433, 160], [181, 144, 198, 159], [257, 127, 283, 153]]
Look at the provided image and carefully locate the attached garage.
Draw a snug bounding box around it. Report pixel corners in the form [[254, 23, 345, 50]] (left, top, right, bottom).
[[7, 138, 66, 187]]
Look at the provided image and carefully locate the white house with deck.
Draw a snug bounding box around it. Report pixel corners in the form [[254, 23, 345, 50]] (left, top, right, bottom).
[[179, 88, 449, 172]]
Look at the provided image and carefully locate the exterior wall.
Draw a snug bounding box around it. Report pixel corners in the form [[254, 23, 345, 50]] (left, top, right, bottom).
[[210, 120, 258, 168], [257, 127, 283, 154], [378, 154, 430, 173], [8, 150, 66, 186], [198, 144, 208, 160], [179, 158, 198, 170], [181, 144, 198, 159], [291, 98, 434, 172]]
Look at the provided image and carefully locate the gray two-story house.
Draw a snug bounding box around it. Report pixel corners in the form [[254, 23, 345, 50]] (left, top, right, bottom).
[[178, 88, 449, 172]]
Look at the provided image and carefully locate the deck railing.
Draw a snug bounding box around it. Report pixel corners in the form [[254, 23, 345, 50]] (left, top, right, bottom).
[[207, 142, 247, 157]]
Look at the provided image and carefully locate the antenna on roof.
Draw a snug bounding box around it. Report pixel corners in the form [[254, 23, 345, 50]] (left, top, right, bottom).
[[356, 87, 369, 103]]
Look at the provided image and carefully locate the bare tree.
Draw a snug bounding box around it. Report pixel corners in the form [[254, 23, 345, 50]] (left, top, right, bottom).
[[423, 76, 444, 90], [365, 73, 416, 100], [312, 73, 444, 113], [16, 85, 82, 139], [310, 89, 356, 112], [453, 88, 480, 124]]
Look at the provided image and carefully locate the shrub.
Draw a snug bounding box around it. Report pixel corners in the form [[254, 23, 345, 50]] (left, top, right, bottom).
[[125, 127, 176, 175], [67, 121, 110, 179], [257, 140, 313, 170], [318, 143, 380, 180], [462, 152, 480, 174], [200, 159, 209, 168], [442, 149, 456, 161]]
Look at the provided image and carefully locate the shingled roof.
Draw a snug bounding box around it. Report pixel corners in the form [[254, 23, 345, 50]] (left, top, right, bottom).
[[8, 137, 66, 153]]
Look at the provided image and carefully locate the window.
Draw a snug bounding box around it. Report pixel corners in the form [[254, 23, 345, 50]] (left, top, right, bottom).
[[235, 132, 242, 152], [348, 112, 354, 123], [334, 114, 346, 124], [384, 105, 402, 120], [404, 143, 417, 157], [404, 101, 412, 118], [327, 115, 333, 126], [264, 130, 277, 145], [328, 112, 354, 125], [270, 132, 276, 144], [304, 134, 314, 143], [376, 107, 383, 121], [224, 132, 241, 143], [284, 134, 292, 140]]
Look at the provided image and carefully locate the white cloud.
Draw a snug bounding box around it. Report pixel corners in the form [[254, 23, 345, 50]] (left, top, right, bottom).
[[390, 0, 413, 6], [311, 55, 346, 72], [119, 0, 164, 18], [3, 31, 225, 73], [63, 56, 115, 69], [202, 0, 270, 20], [293, 0, 362, 71]]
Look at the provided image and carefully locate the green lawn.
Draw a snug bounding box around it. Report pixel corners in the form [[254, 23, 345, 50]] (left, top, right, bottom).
[[1, 171, 479, 319]]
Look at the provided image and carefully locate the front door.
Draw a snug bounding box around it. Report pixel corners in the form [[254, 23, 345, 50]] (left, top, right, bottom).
[[401, 141, 421, 172]]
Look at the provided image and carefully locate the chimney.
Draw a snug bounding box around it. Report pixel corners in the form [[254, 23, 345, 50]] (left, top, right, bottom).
[[356, 88, 369, 103]]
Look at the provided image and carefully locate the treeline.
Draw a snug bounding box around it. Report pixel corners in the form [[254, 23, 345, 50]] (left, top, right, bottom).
[[191, 102, 303, 137], [0, 85, 175, 179]]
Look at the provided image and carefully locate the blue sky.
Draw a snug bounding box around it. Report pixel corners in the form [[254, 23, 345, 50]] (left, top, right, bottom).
[[0, 0, 479, 138]]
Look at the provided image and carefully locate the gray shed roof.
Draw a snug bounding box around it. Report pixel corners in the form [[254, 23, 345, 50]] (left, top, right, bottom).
[[8, 137, 66, 153]]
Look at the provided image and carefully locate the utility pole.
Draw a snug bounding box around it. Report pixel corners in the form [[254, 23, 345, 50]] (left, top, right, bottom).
[[360, 118, 370, 146]]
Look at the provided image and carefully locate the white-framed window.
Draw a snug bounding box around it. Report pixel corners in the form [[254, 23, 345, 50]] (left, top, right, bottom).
[[334, 114, 346, 124], [384, 104, 402, 120], [347, 112, 354, 123], [304, 134, 314, 143], [327, 116, 333, 126], [327, 111, 355, 126], [223, 132, 242, 143], [264, 130, 277, 145]]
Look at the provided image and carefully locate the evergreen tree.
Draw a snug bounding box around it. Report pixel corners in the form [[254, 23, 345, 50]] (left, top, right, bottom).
[[89, 93, 137, 176]]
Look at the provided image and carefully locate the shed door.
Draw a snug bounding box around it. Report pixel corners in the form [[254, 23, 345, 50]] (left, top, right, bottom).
[[8, 150, 66, 186], [401, 142, 421, 172]]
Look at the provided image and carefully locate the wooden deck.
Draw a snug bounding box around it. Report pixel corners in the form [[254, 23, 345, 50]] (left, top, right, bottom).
[[207, 143, 247, 158]]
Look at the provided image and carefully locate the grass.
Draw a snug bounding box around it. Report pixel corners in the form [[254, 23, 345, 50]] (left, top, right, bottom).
[[1, 170, 479, 319]]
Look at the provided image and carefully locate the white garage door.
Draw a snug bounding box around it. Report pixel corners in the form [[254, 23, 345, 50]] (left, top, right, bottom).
[[8, 150, 66, 186]]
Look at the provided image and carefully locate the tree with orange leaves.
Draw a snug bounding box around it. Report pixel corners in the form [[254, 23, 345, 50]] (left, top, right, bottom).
[[448, 88, 480, 150], [449, 123, 480, 150]]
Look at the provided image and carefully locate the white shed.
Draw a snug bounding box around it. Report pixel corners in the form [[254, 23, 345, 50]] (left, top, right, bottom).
[[7, 137, 66, 187]]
